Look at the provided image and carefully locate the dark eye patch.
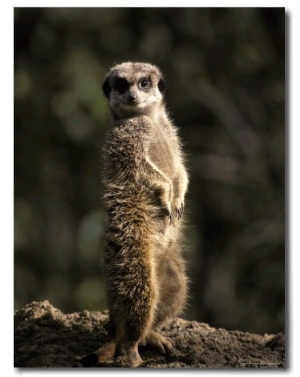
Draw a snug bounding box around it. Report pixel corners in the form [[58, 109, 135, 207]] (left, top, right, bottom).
[[158, 78, 165, 93], [113, 78, 129, 94]]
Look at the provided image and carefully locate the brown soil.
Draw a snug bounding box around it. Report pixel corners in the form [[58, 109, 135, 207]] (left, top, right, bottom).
[[14, 300, 285, 369]]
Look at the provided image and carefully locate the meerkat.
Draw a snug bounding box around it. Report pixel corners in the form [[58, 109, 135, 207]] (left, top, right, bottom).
[[80, 62, 188, 367]]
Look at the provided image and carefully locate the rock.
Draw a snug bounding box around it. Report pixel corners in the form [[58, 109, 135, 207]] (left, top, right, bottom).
[[14, 301, 285, 368]]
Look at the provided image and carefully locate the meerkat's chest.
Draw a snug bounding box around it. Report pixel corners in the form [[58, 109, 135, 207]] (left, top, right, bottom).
[[148, 129, 178, 178]]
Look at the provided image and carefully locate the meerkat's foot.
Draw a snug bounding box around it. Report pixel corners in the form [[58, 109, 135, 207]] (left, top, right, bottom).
[[79, 340, 116, 367], [146, 330, 174, 354], [125, 342, 143, 367]]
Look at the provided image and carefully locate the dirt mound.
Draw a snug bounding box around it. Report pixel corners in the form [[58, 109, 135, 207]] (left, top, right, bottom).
[[14, 300, 285, 368]]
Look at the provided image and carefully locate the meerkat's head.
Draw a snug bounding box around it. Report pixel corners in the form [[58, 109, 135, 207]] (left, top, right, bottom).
[[102, 62, 165, 120]]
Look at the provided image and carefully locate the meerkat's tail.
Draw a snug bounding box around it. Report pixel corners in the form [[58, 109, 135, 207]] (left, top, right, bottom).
[[77, 340, 117, 367]]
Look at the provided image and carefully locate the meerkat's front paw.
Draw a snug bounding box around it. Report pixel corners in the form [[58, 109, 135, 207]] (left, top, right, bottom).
[[174, 198, 184, 220], [160, 202, 174, 224]]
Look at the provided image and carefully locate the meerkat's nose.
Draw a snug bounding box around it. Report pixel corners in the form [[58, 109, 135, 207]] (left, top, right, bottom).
[[127, 92, 138, 104]]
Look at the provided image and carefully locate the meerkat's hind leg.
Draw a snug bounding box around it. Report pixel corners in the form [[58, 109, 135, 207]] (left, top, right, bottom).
[[123, 341, 143, 367], [146, 329, 174, 354]]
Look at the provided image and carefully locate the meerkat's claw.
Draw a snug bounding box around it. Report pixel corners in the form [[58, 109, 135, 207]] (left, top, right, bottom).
[[175, 204, 183, 219], [160, 337, 174, 354], [146, 330, 174, 355]]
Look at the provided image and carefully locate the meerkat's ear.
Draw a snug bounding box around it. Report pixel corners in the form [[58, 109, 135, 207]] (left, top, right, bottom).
[[102, 77, 111, 98], [158, 78, 165, 93]]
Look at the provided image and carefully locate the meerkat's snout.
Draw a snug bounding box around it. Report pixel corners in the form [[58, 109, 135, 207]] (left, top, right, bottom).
[[126, 88, 138, 105]]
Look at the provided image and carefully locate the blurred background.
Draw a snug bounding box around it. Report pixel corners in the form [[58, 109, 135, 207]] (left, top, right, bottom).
[[14, 7, 285, 334]]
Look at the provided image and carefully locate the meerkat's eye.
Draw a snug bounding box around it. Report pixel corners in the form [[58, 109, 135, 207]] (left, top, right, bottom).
[[138, 78, 151, 90], [113, 78, 129, 94]]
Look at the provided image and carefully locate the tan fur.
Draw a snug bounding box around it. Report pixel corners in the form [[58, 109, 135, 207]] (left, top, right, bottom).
[[87, 62, 188, 367]]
